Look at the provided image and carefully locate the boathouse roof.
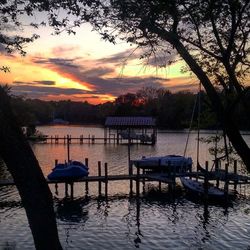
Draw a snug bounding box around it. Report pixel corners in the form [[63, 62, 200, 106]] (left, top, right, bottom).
[[105, 116, 156, 127]]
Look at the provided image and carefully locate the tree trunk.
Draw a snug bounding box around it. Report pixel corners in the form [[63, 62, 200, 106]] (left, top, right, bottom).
[[0, 87, 62, 250], [148, 25, 250, 171], [172, 36, 250, 170]]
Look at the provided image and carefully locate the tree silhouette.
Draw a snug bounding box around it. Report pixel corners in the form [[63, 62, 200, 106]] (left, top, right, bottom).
[[0, 86, 62, 249], [72, 0, 250, 169]]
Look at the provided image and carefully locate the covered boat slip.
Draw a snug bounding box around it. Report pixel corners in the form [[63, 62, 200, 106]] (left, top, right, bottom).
[[104, 116, 157, 145]]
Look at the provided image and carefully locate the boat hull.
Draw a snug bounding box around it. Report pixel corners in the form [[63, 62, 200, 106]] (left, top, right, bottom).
[[180, 177, 230, 201]]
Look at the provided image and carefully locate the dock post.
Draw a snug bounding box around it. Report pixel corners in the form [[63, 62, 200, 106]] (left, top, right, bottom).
[[85, 158, 89, 195], [142, 169, 145, 194], [88, 134, 90, 144], [92, 135, 95, 144], [172, 165, 176, 194], [215, 159, 220, 188], [136, 163, 140, 197], [204, 161, 209, 200], [224, 163, 229, 197], [54, 159, 58, 194], [98, 161, 102, 196], [104, 162, 108, 198], [104, 128, 107, 144], [116, 130, 119, 144], [129, 161, 133, 195], [51, 135, 53, 144], [67, 135, 70, 162], [70, 182, 74, 200], [158, 159, 162, 192], [63, 136, 66, 145], [65, 182, 69, 197], [233, 160, 238, 192]]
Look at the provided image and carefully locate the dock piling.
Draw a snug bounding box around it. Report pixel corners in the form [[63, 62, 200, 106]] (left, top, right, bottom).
[[98, 161, 102, 196], [85, 158, 89, 195], [70, 182, 74, 199], [129, 161, 133, 195], [104, 162, 108, 197], [224, 163, 229, 197], [136, 163, 140, 196], [234, 160, 238, 191], [204, 161, 209, 200]]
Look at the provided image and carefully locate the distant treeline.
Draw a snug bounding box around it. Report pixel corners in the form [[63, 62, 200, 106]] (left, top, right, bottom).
[[11, 87, 250, 130]]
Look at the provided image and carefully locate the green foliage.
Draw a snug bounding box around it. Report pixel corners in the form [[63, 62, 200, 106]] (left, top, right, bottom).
[[199, 134, 239, 164], [8, 86, 250, 130]]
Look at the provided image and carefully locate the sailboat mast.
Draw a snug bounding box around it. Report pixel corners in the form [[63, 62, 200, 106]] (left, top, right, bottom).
[[196, 82, 201, 166]]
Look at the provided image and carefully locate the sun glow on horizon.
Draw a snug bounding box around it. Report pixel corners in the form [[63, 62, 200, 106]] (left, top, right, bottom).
[[0, 22, 196, 104]]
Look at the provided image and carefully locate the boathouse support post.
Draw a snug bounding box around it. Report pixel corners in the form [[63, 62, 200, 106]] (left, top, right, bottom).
[[104, 162, 108, 198], [85, 158, 89, 195], [234, 160, 238, 191], [98, 161, 102, 196]]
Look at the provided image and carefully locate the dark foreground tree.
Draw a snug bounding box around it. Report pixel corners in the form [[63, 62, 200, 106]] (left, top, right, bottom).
[[0, 86, 62, 250], [72, 0, 250, 169]]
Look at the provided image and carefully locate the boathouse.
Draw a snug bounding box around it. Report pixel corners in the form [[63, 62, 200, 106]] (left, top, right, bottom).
[[104, 116, 157, 145]]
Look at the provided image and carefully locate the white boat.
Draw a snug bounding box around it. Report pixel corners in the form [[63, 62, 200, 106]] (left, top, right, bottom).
[[132, 155, 192, 173]]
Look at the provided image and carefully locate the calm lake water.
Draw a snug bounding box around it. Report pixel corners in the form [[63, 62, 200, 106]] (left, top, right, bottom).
[[0, 125, 250, 249]]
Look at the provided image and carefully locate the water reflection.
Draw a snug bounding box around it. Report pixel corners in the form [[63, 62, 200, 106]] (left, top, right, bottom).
[[55, 197, 89, 223], [123, 188, 234, 249], [55, 197, 90, 248]]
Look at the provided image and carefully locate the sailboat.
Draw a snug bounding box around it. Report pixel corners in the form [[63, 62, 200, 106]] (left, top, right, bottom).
[[180, 83, 233, 200]]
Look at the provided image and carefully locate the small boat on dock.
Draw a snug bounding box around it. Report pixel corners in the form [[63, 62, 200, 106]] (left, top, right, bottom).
[[48, 161, 89, 180], [132, 155, 192, 173], [180, 177, 233, 200]]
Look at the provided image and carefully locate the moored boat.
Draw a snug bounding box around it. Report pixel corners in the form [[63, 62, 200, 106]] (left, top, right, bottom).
[[132, 155, 192, 173], [48, 161, 89, 180], [180, 177, 231, 200]]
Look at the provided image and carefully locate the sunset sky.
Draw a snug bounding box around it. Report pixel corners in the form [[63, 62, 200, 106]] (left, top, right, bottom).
[[0, 23, 198, 104]]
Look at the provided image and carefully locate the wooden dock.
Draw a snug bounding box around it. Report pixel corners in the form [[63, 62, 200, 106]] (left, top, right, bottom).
[[1, 171, 249, 188], [29, 134, 155, 145], [1, 159, 250, 199]]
